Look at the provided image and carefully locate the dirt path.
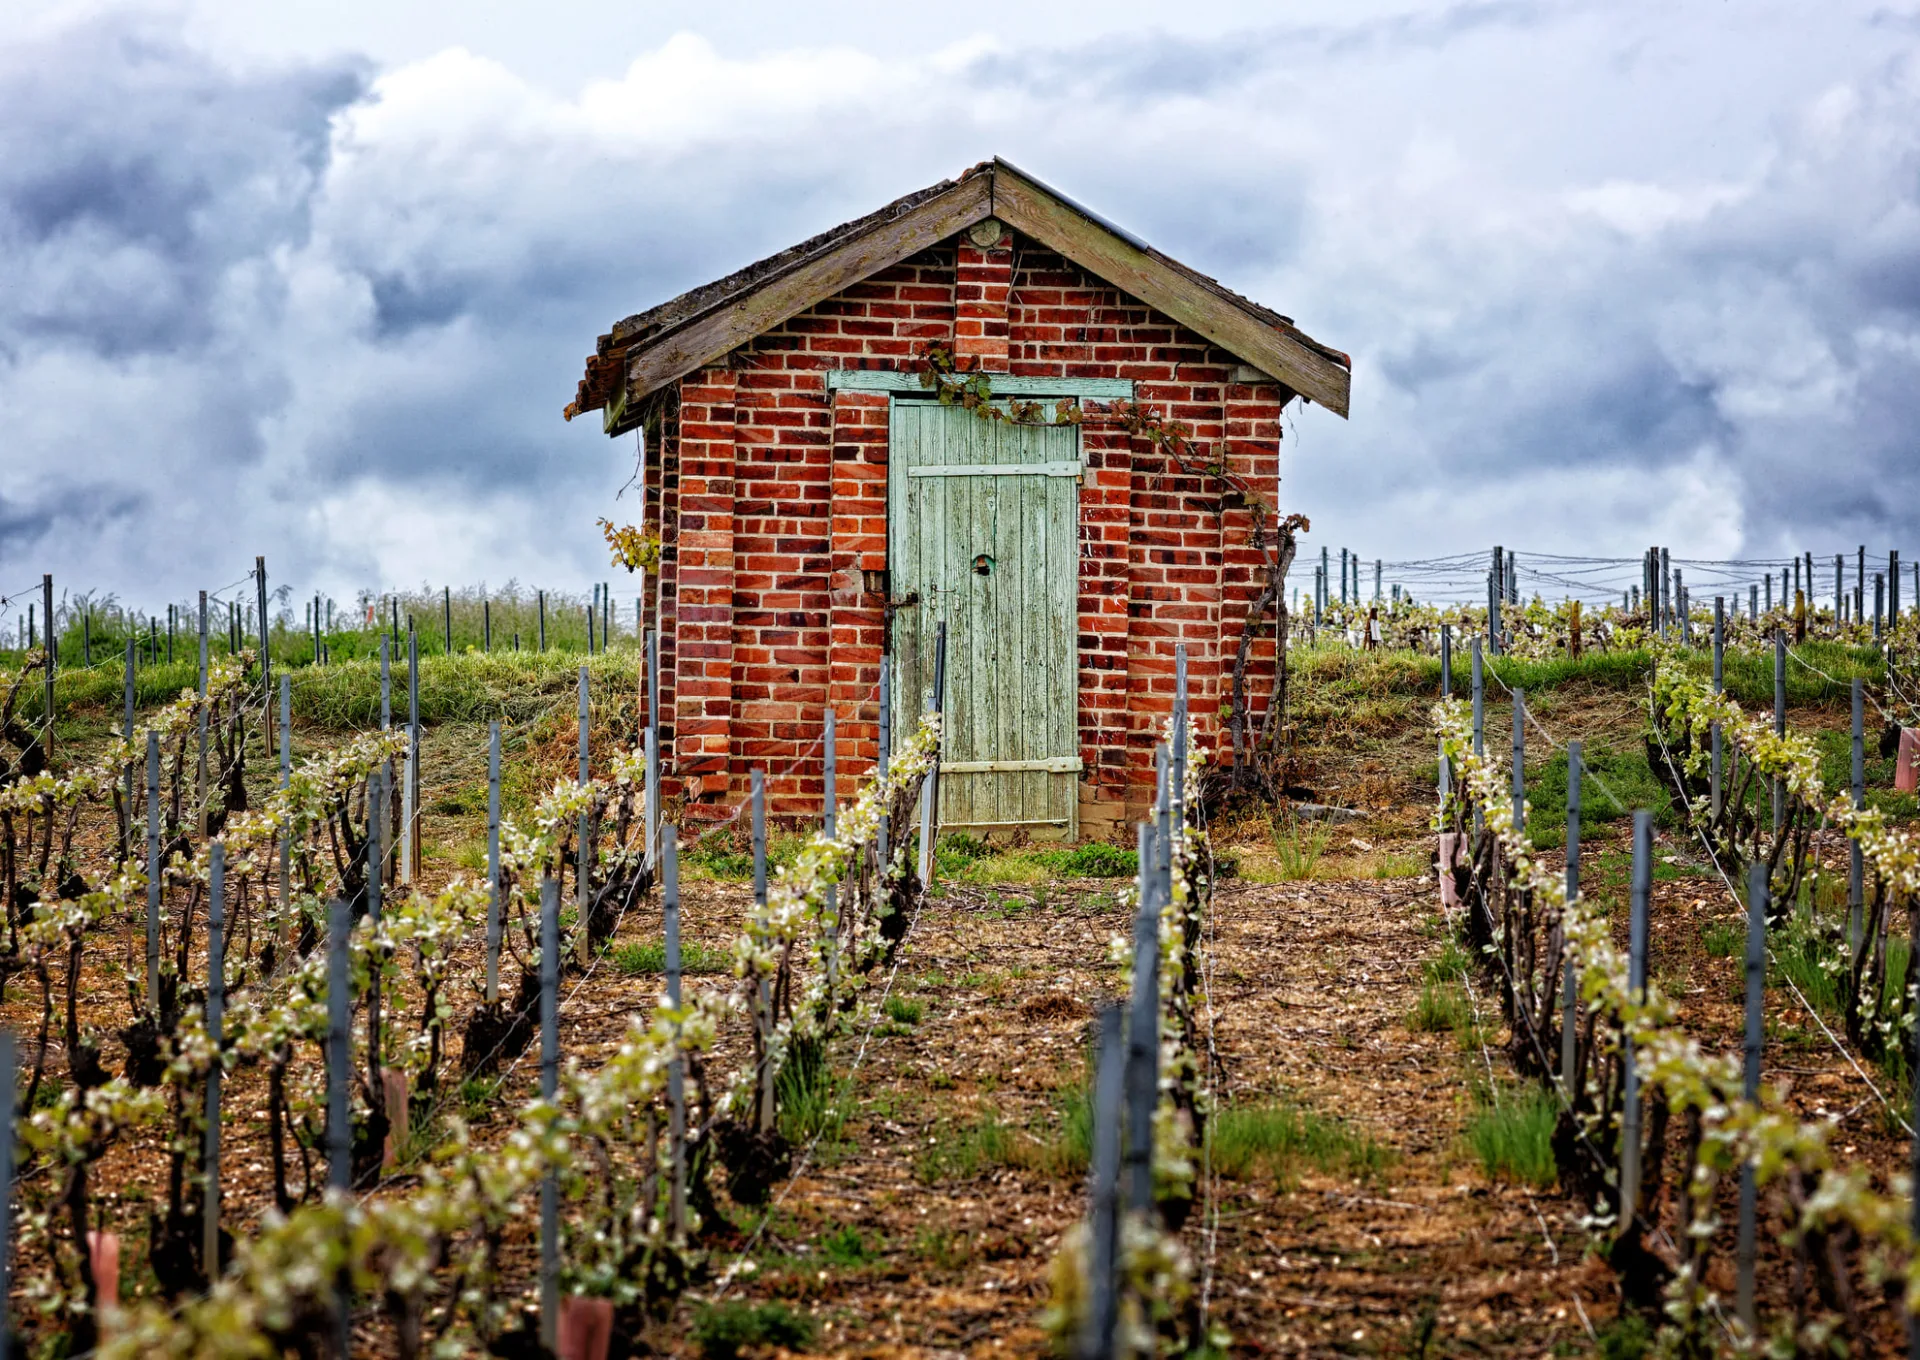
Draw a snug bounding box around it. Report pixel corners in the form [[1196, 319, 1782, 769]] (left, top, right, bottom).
[[667, 862, 1605, 1359]]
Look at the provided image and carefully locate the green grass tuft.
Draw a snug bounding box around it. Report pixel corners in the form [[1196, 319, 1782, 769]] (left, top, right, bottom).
[[1464, 1085, 1559, 1188], [1521, 743, 1675, 846], [1270, 816, 1334, 881], [817, 1223, 879, 1268], [1423, 943, 1471, 983], [882, 995, 924, 1025], [1045, 842, 1139, 878], [777, 1036, 851, 1149], [1701, 921, 1742, 959], [1210, 1102, 1390, 1189], [610, 938, 733, 976], [690, 1301, 815, 1358], [1410, 980, 1471, 1033], [915, 1114, 1020, 1184]]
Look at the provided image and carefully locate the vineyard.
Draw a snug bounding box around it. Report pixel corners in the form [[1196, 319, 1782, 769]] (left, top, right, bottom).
[[0, 566, 1917, 1360]]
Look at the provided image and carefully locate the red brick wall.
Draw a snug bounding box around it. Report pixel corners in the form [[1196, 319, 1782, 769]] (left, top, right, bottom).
[[650, 231, 1294, 830]]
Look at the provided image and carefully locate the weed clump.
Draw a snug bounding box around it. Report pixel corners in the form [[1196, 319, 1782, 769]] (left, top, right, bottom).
[[691, 1301, 815, 1358], [1210, 1103, 1390, 1188], [1464, 1085, 1558, 1187], [610, 938, 732, 976]]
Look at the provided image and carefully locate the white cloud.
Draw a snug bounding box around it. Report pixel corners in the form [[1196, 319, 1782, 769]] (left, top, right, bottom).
[[1, 1, 1917, 616]]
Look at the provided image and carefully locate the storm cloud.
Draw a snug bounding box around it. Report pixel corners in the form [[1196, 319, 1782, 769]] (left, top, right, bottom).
[[0, 1, 1916, 613]]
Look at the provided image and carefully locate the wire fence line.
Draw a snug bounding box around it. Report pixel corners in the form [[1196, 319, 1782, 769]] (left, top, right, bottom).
[[1307, 543, 1914, 610]]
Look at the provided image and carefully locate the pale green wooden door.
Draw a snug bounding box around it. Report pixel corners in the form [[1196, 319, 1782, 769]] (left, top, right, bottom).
[[889, 399, 1079, 834]]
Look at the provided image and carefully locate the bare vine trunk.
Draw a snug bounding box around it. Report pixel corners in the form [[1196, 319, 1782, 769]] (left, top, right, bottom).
[[1225, 519, 1301, 799]]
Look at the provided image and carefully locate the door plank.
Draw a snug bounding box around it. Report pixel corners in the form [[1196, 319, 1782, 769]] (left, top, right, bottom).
[[889, 400, 1080, 832]]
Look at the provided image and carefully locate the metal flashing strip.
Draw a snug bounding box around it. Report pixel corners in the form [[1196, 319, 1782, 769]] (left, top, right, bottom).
[[940, 756, 1083, 774], [826, 369, 1133, 399], [908, 462, 1082, 479]]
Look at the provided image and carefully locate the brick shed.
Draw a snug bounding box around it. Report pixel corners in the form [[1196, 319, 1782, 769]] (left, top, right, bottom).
[[566, 159, 1351, 838]]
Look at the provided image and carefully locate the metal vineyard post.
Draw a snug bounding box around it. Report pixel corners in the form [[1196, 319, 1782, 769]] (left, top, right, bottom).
[[486, 721, 502, 1005], [664, 827, 687, 1242], [122, 639, 135, 862], [1173, 645, 1189, 823], [406, 626, 421, 881], [575, 666, 591, 964], [823, 707, 838, 994], [645, 630, 660, 870], [367, 765, 383, 926], [1077, 1005, 1124, 1360], [538, 875, 559, 1351], [40, 576, 52, 762], [146, 731, 161, 1011], [917, 621, 947, 887], [204, 842, 226, 1278], [1772, 631, 1785, 834], [1711, 599, 1724, 819], [255, 558, 270, 759], [752, 770, 773, 1133], [1562, 742, 1582, 1097], [1487, 550, 1502, 657], [279, 675, 292, 957], [0, 1031, 13, 1360], [326, 894, 352, 1200], [1620, 811, 1652, 1229], [1125, 818, 1160, 1217], [877, 664, 891, 874], [1511, 688, 1525, 837], [196, 589, 210, 837], [1737, 861, 1766, 1335], [1850, 680, 1865, 954]]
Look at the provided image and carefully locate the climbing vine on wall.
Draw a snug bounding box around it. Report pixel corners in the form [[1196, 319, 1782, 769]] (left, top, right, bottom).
[[598, 517, 662, 573], [915, 343, 1305, 801]]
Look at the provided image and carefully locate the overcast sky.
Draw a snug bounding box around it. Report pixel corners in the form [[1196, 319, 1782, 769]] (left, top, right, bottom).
[[2, 0, 1917, 616]]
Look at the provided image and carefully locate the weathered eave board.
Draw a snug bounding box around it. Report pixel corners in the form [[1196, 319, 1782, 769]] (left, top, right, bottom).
[[620, 174, 993, 410], [989, 166, 1350, 417]]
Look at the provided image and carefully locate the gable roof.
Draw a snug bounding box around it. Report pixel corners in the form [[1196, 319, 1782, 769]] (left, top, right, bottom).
[[566, 158, 1351, 432]]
